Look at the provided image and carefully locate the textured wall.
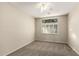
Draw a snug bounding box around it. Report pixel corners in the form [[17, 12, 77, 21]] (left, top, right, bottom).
[[35, 15, 68, 43]]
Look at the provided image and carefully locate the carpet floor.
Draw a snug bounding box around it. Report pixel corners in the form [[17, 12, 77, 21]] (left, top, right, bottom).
[[8, 41, 78, 56]]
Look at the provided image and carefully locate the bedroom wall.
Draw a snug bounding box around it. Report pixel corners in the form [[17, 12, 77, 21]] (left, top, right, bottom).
[[0, 3, 35, 55], [68, 5, 79, 55], [35, 15, 68, 43]]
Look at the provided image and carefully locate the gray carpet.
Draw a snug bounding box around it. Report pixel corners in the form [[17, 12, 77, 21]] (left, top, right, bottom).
[[8, 41, 78, 56]]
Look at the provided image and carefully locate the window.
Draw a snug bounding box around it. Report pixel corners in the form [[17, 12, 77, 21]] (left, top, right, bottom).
[[41, 18, 58, 34]]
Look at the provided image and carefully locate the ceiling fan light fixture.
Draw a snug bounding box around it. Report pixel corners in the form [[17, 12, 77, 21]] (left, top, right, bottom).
[[37, 2, 51, 12]]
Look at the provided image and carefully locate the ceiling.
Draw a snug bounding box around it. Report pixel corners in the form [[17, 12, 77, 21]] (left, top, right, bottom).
[[10, 2, 79, 17]]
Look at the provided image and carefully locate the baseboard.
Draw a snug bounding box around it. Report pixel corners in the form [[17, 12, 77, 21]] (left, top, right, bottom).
[[4, 40, 34, 56], [69, 44, 79, 55], [35, 40, 68, 44]]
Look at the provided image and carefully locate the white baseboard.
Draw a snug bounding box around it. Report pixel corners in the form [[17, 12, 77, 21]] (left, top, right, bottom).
[[36, 40, 68, 44], [69, 44, 79, 55], [4, 40, 34, 56]]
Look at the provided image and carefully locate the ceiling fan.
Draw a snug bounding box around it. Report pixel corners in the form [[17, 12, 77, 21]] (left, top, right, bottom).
[[37, 2, 53, 14]]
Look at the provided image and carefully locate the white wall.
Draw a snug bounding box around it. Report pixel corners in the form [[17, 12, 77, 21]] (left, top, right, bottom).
[[35, 15, 68, 43], [68, 5, 79, 54], [0, 3, 35, 56]]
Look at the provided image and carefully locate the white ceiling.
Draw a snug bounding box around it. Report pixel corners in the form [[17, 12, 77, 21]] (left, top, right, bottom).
[[10, 2, 79, 17]]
